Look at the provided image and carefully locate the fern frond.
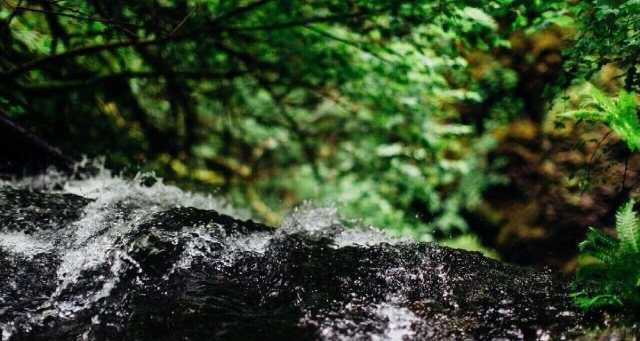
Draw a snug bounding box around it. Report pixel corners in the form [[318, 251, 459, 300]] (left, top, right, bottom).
[[557, 109, 605, 121], [571, 292, 624, 310], [572, 199, 640, 311], [586, 85, 616, 114], [578, 227, 618, 264], [560, 85, 640, 152], [616, 199, 640, 254], [610, 91, 640, 151], [581, 97, 603, 109]]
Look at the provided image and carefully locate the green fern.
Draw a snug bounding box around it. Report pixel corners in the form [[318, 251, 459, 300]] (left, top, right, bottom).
[[572, 199, 640, 310], [560, 86, 640, 151], [616, 200, 640, 254], [577, 227, 618, 264]]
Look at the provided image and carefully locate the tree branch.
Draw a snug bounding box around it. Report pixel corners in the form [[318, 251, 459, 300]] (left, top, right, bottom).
[[16, 69, 246, 93], [2, 6, 390, 77], [169, 7, 195, 36], [213, 0, 274, 23], [3, 2, 143, 28], [217, 10, 374, 32], [304, 25, 394, 65], [3, 34, 189, 77], [0, 110, 74, 175]]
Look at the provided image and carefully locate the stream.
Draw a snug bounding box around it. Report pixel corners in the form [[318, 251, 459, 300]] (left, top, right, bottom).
[[0, 168, 586, 340]]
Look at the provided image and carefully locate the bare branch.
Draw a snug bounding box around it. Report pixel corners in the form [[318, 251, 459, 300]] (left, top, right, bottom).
[[170, 7, 196, 36], [304, 25, 394, 65], [217, 10, 373, 32], [16, 69, 246, 92], [3, 34, 189, 77], [213, 0, 274, 22], [3, 2, 143, 28]]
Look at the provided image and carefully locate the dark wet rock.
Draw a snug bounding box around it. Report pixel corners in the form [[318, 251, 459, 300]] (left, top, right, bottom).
[[0, 185, 589, 340], [0, 251, 60, 330], [0, 188, 92, 234]]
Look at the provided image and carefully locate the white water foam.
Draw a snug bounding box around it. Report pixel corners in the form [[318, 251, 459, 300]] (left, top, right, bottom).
[[309, 300, 420, 341], [0, 231, 54, 258], [281, 203, 407, 248], [1, 165, 242, 337], [374, 303, 419, 341], [1, 163, 418, 341]]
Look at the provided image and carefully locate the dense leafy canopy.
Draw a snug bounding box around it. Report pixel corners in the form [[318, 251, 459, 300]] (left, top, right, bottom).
[[1, 0, 638, 245], [1, 0, 521, 236], [532, 0, 640, 92]]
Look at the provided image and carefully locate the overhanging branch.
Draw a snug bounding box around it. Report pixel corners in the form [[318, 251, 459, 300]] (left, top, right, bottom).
[[3, 34, 190, 78], [16, 69, 246, 93]]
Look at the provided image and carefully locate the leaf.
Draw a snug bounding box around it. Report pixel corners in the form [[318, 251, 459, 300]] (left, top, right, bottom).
[[610, 91, 640, 151], [578, 227, 618, 263], [557, 109, 604, 120], [560, 85, 640, 152], [616, 199, 640, 254], [462, 7, 498, 30], [376, 144, 404, 157], [549, 15, 576, 28], [572, 199, 640, 310]]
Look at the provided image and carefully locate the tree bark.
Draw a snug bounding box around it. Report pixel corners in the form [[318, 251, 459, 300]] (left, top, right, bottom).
[[0, 111, 74, 177]]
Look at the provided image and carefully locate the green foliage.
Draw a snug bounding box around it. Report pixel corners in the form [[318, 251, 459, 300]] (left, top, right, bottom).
[[559, 85, 640, 151], [4, 0, 633, 242], [572, 199, 640, 310], [533, 0, 640, 91], [549, 0, 640, 313], [617, 200, 640, 254], [567, 0, 640, 90], [0, 0, 524, 237]]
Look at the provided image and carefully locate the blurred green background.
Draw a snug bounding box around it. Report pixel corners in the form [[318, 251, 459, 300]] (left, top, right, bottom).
[[2, 0, 639, 270]]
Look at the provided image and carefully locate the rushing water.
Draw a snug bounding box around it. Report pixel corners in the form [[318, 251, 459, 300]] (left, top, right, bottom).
[[0, 167, 584, 340]]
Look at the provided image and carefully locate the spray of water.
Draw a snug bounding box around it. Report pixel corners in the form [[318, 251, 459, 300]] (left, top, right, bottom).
[[0, 162, 421, 340]]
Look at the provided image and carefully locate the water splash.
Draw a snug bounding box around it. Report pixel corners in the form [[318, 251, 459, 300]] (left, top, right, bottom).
[[0, 231, 54, 258], [0, 164, 585, 340]]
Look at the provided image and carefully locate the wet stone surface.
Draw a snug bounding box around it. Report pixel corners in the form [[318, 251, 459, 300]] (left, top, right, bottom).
[[0, 177, 588, 340]]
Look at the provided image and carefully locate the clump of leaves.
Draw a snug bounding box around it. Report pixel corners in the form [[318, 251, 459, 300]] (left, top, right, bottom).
[[572, 199, 640, 310], [560, 86, 640, 151], [534, 0, 640, 92]]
